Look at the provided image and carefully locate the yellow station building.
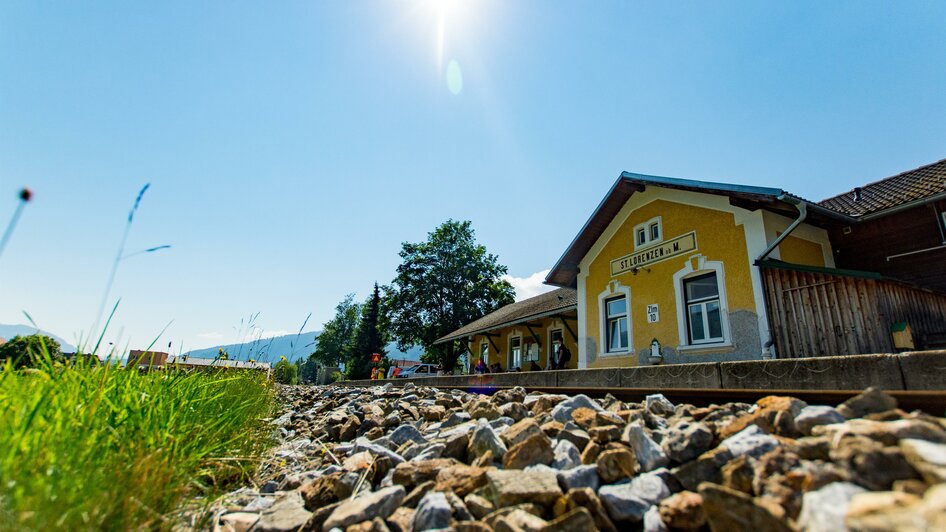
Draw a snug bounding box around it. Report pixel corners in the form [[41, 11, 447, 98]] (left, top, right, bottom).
[[543, 173, 834, 369], [438, 160, 946, 371]]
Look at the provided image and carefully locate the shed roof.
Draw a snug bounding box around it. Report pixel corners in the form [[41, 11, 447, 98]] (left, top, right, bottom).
[[435, 288, 577, 344], [818, 157, 946, 217], [165, 356, 271, 370]]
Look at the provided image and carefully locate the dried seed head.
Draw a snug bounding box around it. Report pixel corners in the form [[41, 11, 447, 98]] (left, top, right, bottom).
[[19, 188, 32, 202]]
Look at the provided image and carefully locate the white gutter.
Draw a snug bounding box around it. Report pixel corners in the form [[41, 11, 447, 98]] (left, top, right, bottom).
[[756, 195, 808, 263]]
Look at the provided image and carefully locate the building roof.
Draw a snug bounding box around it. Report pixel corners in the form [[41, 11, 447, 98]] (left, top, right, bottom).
[[388, 358, 420, 367], [545, 171, 853, 288], [165, 355, 271, 370], [818, 157, 946, 217], [435, 288, 577, 344]]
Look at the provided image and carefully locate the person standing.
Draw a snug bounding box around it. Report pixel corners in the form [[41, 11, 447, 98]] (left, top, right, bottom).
[[556, 344, 572, 370], [548, 340, 561, 370]]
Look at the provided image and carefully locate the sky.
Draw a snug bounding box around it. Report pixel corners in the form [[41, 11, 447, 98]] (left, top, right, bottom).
[[1, 1, 945, 354]]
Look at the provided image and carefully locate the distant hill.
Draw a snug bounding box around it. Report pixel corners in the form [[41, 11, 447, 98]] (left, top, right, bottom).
[[181, 331, 424, 365], [0, 324, 77, 352]]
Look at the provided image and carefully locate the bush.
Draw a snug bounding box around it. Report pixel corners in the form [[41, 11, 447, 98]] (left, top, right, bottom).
[[0, 334, 63, 368], [273, 357, 299, 384]]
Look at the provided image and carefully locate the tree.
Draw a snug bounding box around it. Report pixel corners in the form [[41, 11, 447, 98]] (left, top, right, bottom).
[[346, 283, 386, 379], [311, 294, 361, 368], [0, 334, 64, 369], [384, 220, 515, 371], [298, 356, 320, 384]]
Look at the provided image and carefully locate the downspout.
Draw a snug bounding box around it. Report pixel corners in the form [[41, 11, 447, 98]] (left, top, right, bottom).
[[755, 196, 808, 264], [754, 195, 808, 360]]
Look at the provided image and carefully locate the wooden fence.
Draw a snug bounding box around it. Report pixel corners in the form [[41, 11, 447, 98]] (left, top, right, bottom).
[[761, 262, 946, 358]]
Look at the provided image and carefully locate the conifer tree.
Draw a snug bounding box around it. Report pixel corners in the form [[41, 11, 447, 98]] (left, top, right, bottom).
[[347, 283, 386, 379]]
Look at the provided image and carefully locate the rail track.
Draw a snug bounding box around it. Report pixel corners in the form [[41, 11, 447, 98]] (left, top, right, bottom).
[[345, 382, 946, 414]]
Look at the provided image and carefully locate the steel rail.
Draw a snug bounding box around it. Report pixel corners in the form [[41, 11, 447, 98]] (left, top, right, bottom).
[[350, 382, 946, 414]]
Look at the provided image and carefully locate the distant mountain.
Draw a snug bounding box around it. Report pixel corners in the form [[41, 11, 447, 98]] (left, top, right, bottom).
[[181, 331, 424, 365], [0, 324, 77, 352]]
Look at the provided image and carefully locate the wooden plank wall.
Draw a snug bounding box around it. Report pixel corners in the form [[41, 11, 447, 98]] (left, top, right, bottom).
[[762, 266, 946, 357]]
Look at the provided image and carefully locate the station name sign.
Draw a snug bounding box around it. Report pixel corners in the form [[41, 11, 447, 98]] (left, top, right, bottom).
[[611, 231, 698, 276]]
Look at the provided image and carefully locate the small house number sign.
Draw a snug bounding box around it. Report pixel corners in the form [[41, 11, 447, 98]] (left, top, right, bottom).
[[647, 304, 659, 323]]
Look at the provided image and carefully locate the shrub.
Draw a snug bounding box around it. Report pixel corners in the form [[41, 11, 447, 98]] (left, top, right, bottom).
[[0, 334, 63, 368], [273, 357, 299, 384]]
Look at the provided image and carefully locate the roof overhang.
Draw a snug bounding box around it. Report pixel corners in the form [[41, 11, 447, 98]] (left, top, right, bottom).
[[857, 190, 946, 221], [545, 171, 857, 288], [434, 304, 577, 344]]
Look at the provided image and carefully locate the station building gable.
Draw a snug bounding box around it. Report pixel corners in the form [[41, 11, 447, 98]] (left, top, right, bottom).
[[577, 188, 772, 368], [547, 172, 844, 369]]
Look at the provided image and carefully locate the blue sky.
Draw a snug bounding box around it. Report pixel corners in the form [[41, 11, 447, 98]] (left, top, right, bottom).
[[1, 1, 944, 354]]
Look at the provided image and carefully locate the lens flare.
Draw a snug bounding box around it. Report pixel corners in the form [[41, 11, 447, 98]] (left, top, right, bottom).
[[447, 59, 463, 95]]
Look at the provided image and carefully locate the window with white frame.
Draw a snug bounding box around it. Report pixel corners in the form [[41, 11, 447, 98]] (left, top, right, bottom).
[[634, 217, 662, 249], [479, 342, 489, 365], [605, 296, 629, 352], [683, 272, 724, 344], [509, 336, 522, 369], [524, 341, 539, 362]]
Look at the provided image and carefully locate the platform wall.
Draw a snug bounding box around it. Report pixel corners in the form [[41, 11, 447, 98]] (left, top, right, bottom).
[[341, 350, 946, 391]]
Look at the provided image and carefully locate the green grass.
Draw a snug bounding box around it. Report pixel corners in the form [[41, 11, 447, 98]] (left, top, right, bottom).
[[0, 360, 276, 530]]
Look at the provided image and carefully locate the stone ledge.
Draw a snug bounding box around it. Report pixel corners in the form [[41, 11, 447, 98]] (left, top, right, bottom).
[[719, 354, 905, 391], [619, 362, 721, 389], [339, 351, 946, 392], [897, 350, 946, 390]]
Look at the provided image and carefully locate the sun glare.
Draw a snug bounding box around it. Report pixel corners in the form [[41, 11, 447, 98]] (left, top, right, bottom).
[[428, 0, 471, 95]]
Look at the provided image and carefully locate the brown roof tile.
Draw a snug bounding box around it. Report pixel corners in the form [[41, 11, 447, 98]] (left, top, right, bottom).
[[435, 288, 577, 343], [819, 157, 946, 216]]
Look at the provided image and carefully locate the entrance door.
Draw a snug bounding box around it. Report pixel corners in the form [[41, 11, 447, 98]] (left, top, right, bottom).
[[549, 329, 563, 369], [509, 336, 522, 370]]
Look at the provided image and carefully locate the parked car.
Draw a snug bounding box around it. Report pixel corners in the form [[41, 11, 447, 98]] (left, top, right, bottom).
[[396, 363, 438, 378]]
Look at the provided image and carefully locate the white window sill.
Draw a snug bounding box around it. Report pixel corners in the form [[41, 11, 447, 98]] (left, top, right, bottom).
[[598, 350, 635, 358], [634, 239, 664, 252], [676, 342, 733, 355]]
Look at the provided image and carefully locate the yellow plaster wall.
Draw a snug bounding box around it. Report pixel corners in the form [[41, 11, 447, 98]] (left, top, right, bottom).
[[584, 198, 756, 368], [779, 235, 826, 268], [466, 315, 579, 372]]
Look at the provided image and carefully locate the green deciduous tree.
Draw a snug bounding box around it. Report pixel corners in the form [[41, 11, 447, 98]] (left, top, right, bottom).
[[311, 294, 361, 369], [347, 283, 386, 380], [384, 220, 515, 372], [0, 334, 64, 369], [298, 357, 320, 384]]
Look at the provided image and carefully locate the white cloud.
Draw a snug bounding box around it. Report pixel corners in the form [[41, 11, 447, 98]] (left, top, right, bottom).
[[503, 269, 555, 302]]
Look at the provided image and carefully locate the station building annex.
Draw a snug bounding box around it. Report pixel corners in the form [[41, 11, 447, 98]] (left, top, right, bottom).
[[436, 158, 946, 371]]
